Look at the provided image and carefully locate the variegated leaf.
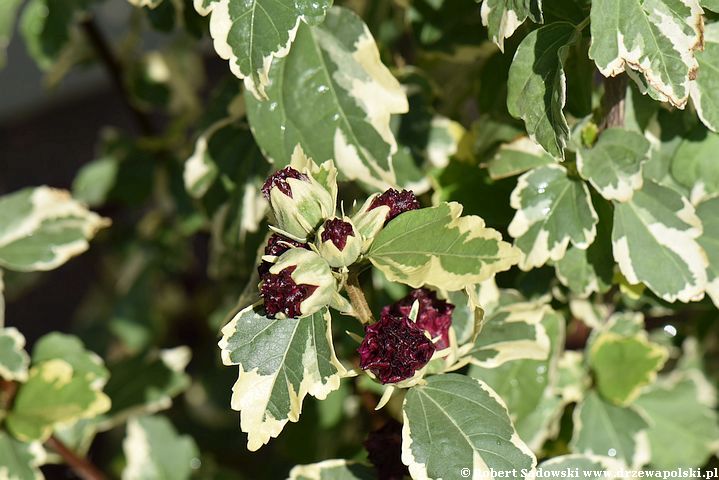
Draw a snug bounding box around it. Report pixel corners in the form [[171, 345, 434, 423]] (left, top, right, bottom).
[[194, 0, 332, 99], [32, 332, 109, 385], [634, 372, 719, 469], [0, 327, 30, 382], [589, 331, 668, 406], [556, 351, 591, 404], [570, 391, 650, 468], [509, 164, 598, 270], [538, 455, 625, 479], [466, 302, 552, 369], [577, 128, 651, 202], [589, 0, 704, 108], [245, 7, 408, 191], [671, 129, 719, 201], [487, 137, 556, 180], [367, 202, 519, 291], [507, 22, 579, 159], [402, 374, 536, 479], [690, 22, 719, 131], [288, 459, 374, 480], [218, 305, 347, 451], [696, 197, 719, 308], [122, 415, 199, 480], [480, 0, 542, 51], [128, 0, 163, 8], [611, 180, 708, 302], [0, 431, 45, 480], [0, 187, 110, 272]]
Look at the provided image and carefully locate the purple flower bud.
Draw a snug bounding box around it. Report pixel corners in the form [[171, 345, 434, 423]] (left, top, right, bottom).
[[261, 167, 309, 199], [257, 234, 309, 277], [358, 313, 435, 384], [369, 188, 420, 223], [364, 419, 409, 480], [260, 266, 318, 319], [320, 218, 355, 250], [382, 288, 454, 350]]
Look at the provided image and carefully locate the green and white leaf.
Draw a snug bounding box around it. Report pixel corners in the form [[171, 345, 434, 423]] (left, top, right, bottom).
[[611, 179, 708, 302], [32, 332, 109, 386], [507, 22, 578, 159], [99, 347, 191, 429], [690, 22, 719, 131], [696, 197, 719, 308], [6, 359, 111, 442], [509, 164, 598, 270], [555, 246, 613, 298], [218, 305, 348, 451], [0, 431, 45, 480], [487, 137, 556, 180], [194, 0, 332, 98], [589, 331, 668, 406], [288, 459, 375, 480], [122, 415, 199, 480], [0, 327, 30, 382], [589, 0, 703, 107], [402, 373, 536, 480], [245, 7, 408, 190], [367, 202, 519, 291], [570, 391, 650, 468], [128, 0, 163, 8], [556, 351, 590, 403], [480, 0, 542, 51], [635, 373, 719, 469], [465, 301, 552, 369], [538, 455, 625, 479], [577, 128, 651, 202], [671, 130, 719, 202], [0, 186, 110, 272]]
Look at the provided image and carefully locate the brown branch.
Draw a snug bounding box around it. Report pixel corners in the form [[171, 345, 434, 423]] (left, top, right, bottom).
[[80, 17, 157, 137], [600, 73, 628, 130], [46, 436, 108, 480], [346, 270, 375, 325]]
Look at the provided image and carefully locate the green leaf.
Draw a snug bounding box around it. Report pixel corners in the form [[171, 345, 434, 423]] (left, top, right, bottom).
[[696, 197, 719, 308], [634, 373, 719, 469], [245, 7, 408, 190], [577, 128, 651, 202], [480, 0, 542, 51], [402, 373, 536, 479], [367, 202, 519, 291], [0, 327, 30, 382], [487, 137, 556, 180], [72, 156, 121, 208], [0, 430, 45, 480], [556, 351, 591, 404], [538, 454, 625, 479], [703, 0, 719, 10], [509, 164, 598, 270], [507, 22, 579, 159], [671, 128, 719, 200], [466, 301, 552, 369], [100, 347, 191, 429], [194, 0, 332, 98], [0, 0, 22, 69], [611, 179, 708, 302], [122, 415, 199, 480], [555, 246, 612, 298], [218, 305, 348, 451], [6, 359, 111, 441], [570, 391, 649, 468], [288, 460, 375, 480], [32, 332, 109, 384], [589, 332, 667, 406], [469, 306, 566, 450], [0, 187, 110, 272], [690, 23, 719, 131], [588, 0, 703, 107]]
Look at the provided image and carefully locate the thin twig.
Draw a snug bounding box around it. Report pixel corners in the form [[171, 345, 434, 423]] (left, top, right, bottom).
[[80, 16, 157, 137], [345, 270, 374, 324], [600, 73, 628, 130], [46, 436, 108, 480]]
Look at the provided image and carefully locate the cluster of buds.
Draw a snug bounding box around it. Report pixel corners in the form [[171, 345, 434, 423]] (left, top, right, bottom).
[[358, 288, 455, 384], [257, 147, 420, 319]]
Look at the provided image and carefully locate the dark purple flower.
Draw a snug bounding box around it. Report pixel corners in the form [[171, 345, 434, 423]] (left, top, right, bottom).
[[369, 188, 420, 223], [261, 167, 309, 199], [260, 266, 318, 319], [320, 218, 355, 250], [257, 234, 309, 277], [358, 313, 435, 384], [382, 288, 454, 350], [364, 419, 409, 480]]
